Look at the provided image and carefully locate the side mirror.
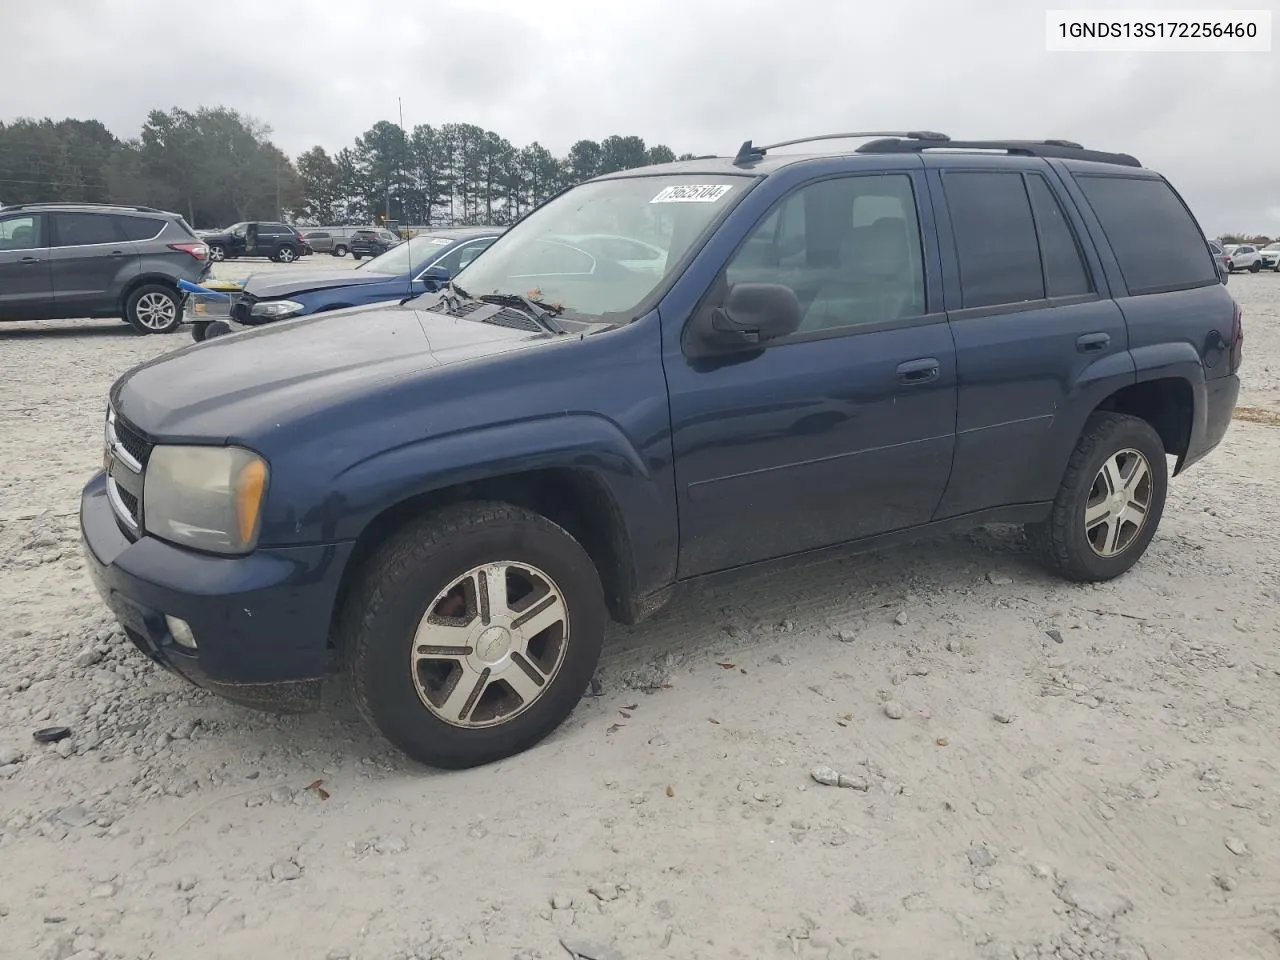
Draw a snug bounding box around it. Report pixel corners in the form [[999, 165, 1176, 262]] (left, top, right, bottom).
[[420, 265, 450, 289], [704, 282, 802, 348]]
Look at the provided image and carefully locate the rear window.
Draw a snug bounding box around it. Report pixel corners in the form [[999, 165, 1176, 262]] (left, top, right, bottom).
[[1075, 176, 1218, 295], [115, 216, 164, 241], [942, 171, 1044, 308]]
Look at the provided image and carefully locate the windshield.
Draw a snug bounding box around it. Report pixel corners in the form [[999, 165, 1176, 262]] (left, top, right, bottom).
[[359, 235, 453, 275], [450, 175, 749, 318]]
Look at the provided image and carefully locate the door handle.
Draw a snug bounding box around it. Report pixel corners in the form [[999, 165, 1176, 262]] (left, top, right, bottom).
[[109, 250, 126, 257], [896, 358, 940, 385], [1076, 332, 1111, 353], [19, 256, 42, 264]]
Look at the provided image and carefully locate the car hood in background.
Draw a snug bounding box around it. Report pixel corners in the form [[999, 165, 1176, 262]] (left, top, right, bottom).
[[241, 268, 400, 300]]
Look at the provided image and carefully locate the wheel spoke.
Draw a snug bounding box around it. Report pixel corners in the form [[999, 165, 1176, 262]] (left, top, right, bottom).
[[478, 565, 508, 624], [503, 654, 547, 705], [1084, 500, 1111, 528], [1123, 456, 1149, 494], [1119, 500, 1147, 529], [436, 667, 489, 724], [514, 593, 568, 643], [1099, 456, 1123, 497], [414, 614, 472, 651], [1102, 516, 1123, 555]]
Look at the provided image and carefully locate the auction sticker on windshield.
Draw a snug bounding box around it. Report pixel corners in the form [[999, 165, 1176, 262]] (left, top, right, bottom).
[[650, 184, 735, 203]]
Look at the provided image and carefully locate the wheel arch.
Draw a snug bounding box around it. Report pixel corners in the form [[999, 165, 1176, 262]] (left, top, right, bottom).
[[330, 466, 639, 646]]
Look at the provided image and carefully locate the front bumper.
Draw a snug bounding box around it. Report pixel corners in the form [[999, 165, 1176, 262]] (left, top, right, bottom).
[[80, 472, 355, 708]]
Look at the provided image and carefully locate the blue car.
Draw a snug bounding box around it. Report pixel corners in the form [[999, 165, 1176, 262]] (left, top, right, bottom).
[[192, 226, 503, 340]]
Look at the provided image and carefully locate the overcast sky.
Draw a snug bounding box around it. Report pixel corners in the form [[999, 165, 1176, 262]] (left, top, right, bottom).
[[1, 0, 1276, 233]]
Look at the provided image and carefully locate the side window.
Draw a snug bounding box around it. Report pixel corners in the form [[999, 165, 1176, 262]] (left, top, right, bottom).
[[1075, 176, 1218, 294], [943, 171, 1044, 309], [723, 173, 927, 333], [1025, 175, 1092, 297], [51, 212, 121, 247], [0, 215, 42, 250], [115, 216, 163, 242]]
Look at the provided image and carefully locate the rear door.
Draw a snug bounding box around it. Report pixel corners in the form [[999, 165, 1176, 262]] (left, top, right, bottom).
[[664, 167, 958, 576], [48, 211, 139, 318], [0, 212, 52, 320], [926, 158, 1131, 516]]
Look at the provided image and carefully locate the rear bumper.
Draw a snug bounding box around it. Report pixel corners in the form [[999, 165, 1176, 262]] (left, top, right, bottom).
[[80, 472, 354, 704], [1180, 373, 1239, 473]]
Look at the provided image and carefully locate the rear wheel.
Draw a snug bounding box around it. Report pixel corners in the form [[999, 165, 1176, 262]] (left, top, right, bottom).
[[1026, 412, 1167, 582], [208, 244, 226, 262], [334, 244, 348, 257], [351, 251, 362, 260], [204, 320, 233, 340], [124, 284, 181, 334], [340, 502, 607, 769], [190, 321, 211, 342], [275, 245, 298, 263]]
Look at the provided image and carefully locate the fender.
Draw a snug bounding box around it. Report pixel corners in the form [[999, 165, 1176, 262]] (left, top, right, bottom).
[[317, 413, 678, 600], [1029, 348, 1136, 499]]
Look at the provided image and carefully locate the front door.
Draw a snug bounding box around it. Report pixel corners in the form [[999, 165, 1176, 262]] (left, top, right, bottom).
[[48, 212, 139, 318], [663, 170, 958, 577], [0, 212, 52, 320]]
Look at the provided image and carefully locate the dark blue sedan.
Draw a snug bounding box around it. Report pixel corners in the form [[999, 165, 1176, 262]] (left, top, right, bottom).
[[192, 226, 503, 340]]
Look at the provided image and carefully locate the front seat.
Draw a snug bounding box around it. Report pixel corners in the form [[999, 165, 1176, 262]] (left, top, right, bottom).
[[799, 217, 917, 332]]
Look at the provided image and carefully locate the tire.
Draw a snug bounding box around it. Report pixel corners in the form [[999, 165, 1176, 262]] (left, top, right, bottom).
[[190, 321, 211, 342], [1026, 412, 1167, 582], [275, 245, 298, 264], [208, 244, 226, 262], [1249, 261, 1261, 273], [351, 252, 362, 261], [339, 502, 607, 769], [334, 245, 348, 258], [204, 320, 233, 340], [124, 284, 181, 334]]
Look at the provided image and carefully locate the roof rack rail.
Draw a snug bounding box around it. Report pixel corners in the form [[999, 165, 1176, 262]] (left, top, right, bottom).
[[855, 137, 1141, 167], [1, 202, 167, 213], [733, 131, 950, 166]]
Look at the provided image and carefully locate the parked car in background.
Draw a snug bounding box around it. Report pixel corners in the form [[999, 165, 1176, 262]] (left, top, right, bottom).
[[0, 202, 210, 332], [194, 226, 503, 339], [301, 230, 334, 254], [83, 134, 1241, 768], [202, 221, 308, 263], [1225, 243, 1263, 272], [1260, 242, 1280, 271], [350, 228, 401, 259], [1208, 239, 1230, 283]]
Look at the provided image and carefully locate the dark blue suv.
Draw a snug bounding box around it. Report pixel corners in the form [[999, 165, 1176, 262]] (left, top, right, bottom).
[[81, 132, 1242, 769]]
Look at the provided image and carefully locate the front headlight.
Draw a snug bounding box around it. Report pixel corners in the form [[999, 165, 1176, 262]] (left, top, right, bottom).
[[143, 446, 269, 555], [249, 300, 304, 319]]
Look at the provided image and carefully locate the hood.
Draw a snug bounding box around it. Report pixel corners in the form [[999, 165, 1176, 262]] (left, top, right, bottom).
[[113, 302, 552, 441], [242, 268, 397, 300]]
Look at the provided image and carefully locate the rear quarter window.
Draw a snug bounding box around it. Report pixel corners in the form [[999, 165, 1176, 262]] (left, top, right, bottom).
[[1074, 175, 1218, 295], [115, 216, 164, 241]]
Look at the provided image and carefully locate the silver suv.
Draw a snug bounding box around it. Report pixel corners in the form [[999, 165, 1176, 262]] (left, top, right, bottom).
[[0, 202, 212, 333]]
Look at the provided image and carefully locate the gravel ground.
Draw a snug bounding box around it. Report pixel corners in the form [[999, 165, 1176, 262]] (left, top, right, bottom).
[[1, 266, 1279, 960]]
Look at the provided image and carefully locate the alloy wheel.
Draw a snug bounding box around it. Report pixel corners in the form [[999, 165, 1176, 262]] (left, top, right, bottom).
[[1084, 448, 1153, 557]]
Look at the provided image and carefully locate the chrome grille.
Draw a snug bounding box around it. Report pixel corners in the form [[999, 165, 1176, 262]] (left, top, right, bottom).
[[104, 407, 146, 536]]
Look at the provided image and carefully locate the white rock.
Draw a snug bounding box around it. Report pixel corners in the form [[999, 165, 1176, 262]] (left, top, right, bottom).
[[837, 774, 869, 791], [74, 648, 103, 668], [0, 746, 23, 767], [810, 765, 840, 786], [588, 882, 620, 902], [270, 859, 302, 881], [1224, 836, 1249, 856], [883, 701, 906, 720]]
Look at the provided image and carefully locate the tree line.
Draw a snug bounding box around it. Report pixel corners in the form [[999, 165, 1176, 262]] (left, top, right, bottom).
[[0, 106, 693, 230]]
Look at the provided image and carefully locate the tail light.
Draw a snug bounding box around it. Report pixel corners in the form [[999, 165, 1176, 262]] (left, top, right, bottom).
[[1229, 300, 1243, 373], [169, 242, 209, 261]]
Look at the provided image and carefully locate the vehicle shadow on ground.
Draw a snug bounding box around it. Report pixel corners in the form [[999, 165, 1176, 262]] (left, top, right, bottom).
[[0, 322, 146, 340], [271, 523, 1047, 772]]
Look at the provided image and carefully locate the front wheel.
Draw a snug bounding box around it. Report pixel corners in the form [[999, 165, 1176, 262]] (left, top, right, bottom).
[[1026, 412, 1167, 582], [1249, 261, 1261, 273], [351, 252, 362, 260], [124, 284, 181, 334], [208, 244, 226, 262], [275, 245, 298, 263], [334, 245, 348, 257], [339, 502, 607, 769], [190, 321, 211, 342]]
